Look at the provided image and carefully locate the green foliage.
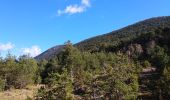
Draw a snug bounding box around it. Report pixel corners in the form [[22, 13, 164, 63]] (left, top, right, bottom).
[[75, 17, 170, 52], [41, 58, 60, 84], [37, 44, 139, 99], [0, 54, 40, 90], [143, 60, 151, 68], [0, 78, 5, 91], [26, 96, 33, 100], [16, 55, 39, 88], [150, 46, 169, 68], [3, 54, 18, 89], [159, 63, 170, 97], [36, 69, 74, 100]]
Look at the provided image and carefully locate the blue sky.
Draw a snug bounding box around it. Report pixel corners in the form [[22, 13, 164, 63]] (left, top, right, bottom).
[[0, 0, 170, 57]]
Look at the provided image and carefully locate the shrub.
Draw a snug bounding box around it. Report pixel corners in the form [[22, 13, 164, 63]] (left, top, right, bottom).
[[0, 78, 5, 91]]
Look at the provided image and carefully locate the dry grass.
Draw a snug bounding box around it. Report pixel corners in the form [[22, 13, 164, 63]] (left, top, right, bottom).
[[0, 85, 41, 100]]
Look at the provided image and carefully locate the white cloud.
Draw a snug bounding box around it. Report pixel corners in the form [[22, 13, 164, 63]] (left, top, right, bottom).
[[0, 42, 15, 51], [82, 0, 90, 6], [22, 46, 41, 57], [57, 0, 91, 16]]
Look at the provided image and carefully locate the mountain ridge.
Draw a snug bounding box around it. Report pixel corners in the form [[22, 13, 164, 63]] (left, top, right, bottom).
[[35, 16, 170, 60], [75, 16, 170, 51], [35, 45, 65, 60]]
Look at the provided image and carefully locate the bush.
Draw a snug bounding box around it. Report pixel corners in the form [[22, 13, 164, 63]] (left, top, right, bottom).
[[0, 78, 5, 91], [0, 54, 40, 90], [143, 60, 151, 68]]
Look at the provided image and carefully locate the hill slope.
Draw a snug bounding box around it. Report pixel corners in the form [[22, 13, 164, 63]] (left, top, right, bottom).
[[75, 16, 170, 52], [35, 16, 170, 60], [35, 16, 170, 99], [35, 45, 64, 61]]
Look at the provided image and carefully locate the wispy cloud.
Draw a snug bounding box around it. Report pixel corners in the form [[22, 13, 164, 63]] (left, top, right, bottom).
[[82, 0, 90, 6], [21, 45, 41, 57], [57, 0, 91, 16], [0, 42, 15, 51]]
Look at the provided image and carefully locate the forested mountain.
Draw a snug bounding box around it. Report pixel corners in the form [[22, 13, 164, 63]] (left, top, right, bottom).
[[36, 16, 170, 60], [75, 16, 170, 52], [32, 16, 170, 99], [35, 45, 64, 61]]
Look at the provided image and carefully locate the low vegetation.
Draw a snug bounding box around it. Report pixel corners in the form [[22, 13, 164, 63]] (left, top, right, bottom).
[[0, 85, 40, 100], [0, 54, 40, 91]]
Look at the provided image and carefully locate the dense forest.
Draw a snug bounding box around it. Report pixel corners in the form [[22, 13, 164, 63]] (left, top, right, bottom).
[[0, 16, 170, 99], [75, 16, 170, 52]]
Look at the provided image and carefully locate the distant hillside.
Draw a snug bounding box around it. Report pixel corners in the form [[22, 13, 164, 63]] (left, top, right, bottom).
[[75, 16, 170, 52], [34, 16, 170, 99], [74, 16, 170, 99], [35, 16, 170, 60], [35, 45, 65, 61]]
